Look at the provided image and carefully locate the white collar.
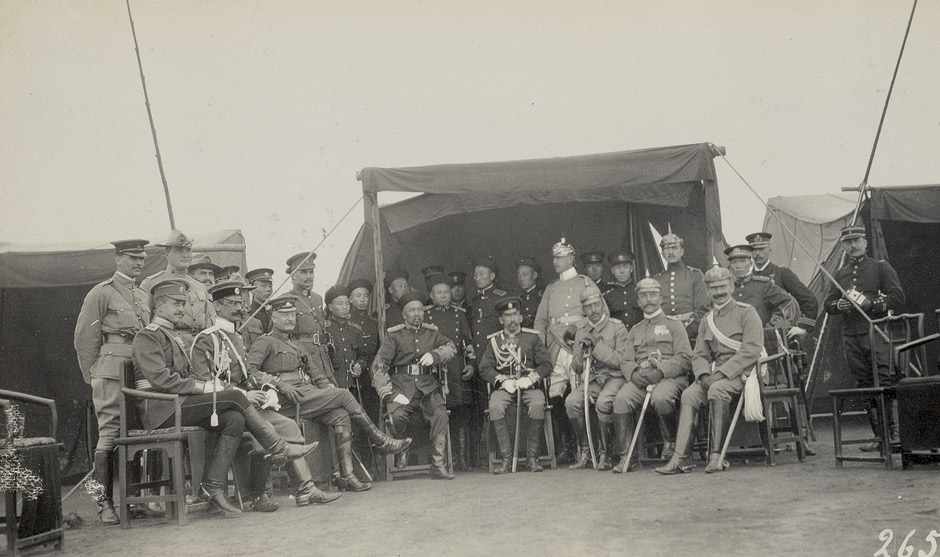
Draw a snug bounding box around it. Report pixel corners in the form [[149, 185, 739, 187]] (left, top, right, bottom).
[[754, 260, 770, 272], [559, 267, 578, 281], [152, 316, 175, 329], [214, 317, 235, 333], [115, 271, 135, 282], [713, 298, 732, 312], [643, 309, 663, 320]]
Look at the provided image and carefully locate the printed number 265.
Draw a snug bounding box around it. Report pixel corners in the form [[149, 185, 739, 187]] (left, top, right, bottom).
[[875, 529, 940, 557]]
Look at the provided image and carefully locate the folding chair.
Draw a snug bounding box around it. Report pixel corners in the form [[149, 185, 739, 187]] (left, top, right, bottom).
[[1, 390, 63, 557], [830, 313, 924, 469]]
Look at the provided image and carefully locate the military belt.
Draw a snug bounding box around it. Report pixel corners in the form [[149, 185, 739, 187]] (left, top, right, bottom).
[[295, 332, 332, 346], [551, 315, 582, 325], [394, 364, 431, 377], [276, 370, 311, 384], [103, 333, 135, 345]]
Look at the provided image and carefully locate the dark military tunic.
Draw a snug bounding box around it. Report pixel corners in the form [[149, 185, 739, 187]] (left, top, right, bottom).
[[290, 286, 336, 385], [824, 254, 906, 387], [385, 300, 404, 328], [732, 274, 795, 328], [753, 261, 818, 326], [517, 285, 544, 329], [468, 283, 511, 359], [249, 299, 272, 334], [654, 261, 708, 341], [350, 307, 380, 360], [140, 270, 215, 337], [242, 316, 266, 352], [478, 329, 552, 384], [602, 280, 642, 329], [425, 303, 473, 406], [324, 316, 368, 389]]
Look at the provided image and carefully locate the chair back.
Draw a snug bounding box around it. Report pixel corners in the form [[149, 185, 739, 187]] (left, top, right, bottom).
[[869, 313, 925, 386]]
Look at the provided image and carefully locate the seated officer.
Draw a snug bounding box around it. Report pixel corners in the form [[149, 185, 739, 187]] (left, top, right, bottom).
[[478, 297, 552, 473], [611, 276, 692, 472], [371, 292, 458, 480]]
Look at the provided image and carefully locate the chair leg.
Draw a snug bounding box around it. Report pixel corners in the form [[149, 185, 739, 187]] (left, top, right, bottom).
[[543, 414, 557, 470], [6, 490, 18, 556], [484, 415, 496, 473], [117, 446, 130, 528], [763, 397, 775, 467], [878, 394, 893, 470], [790, 397, 805, 462], [832, 396, 843, 467], [172, 444, 186, 526]]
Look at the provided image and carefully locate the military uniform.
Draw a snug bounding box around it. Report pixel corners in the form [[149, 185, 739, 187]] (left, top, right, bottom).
[[732, 273, 795, 328], [424, 303, 473, 406], [289, 286, 336, 385], [468, 283, 511, 359], [140, 271, 215, 347], [654, 261, 708, 343], [73, 240, 151, 523], [602, 280, 642, 328], [478, 317, 552, 473], [449, 271, 470, 312], [371, 303, 457, 478], [517, 285, 544, 329], [565, 312, 629, 469]]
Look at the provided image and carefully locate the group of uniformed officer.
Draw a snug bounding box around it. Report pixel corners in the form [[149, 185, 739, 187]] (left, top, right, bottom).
[[75, 220, 904, 522]]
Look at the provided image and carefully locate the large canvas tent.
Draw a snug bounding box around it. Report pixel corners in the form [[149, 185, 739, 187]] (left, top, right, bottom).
[[761, 186, 940, 412], [0, 230, 247, 478], [338, 143, 727, 329]]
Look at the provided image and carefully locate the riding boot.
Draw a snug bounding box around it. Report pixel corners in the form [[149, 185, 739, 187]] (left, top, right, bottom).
[[456, 423, 469, 472], [611, 413, 638, 473], [429, 432, 456, 480], [242, 405, 317, 465], [245, 455, 278, 512], [334, 424, 371, 492], [201, 435, 242, 517], [705, 399, 731, 474], [492, 419, 513, 475], [860, 406, 883, 452], [568, 416, 592, 469], [526, 419, 544, 472], [552, 400, 575, 464], [349, 407, 412, 454], [596, 422, 612, 471], [655, 405, 697, 475], [658, 412, 678, 461], [93, 451, 120, 525]]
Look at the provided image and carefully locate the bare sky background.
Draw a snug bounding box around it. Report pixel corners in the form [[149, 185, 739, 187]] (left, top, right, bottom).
[[2, 1, 939, 291]]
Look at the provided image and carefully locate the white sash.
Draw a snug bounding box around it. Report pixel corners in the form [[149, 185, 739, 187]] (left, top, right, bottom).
[[705, 310, 767, 423]]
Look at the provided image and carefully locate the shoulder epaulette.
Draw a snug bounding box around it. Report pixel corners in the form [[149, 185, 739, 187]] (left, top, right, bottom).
[[386, 324, 405, 333], [421, 322, 439, 331], [665, 315, 682, 321], [99, 277, 114, 287], [521, 327, 542, 336], [493, 288, 507, 296], [735, 301, 753, 308], [608, 317, 623, 325], [486, 331, 501, 339], [145, 323, 160, 331], [423, 304, 434, 311], [450, 304, 466, 313], [750, 275, 770, 282], [688, 265, 703, 274]]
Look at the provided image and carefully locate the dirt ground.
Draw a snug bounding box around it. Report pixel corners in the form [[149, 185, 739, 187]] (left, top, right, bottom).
[[36, 419, 940, 557]]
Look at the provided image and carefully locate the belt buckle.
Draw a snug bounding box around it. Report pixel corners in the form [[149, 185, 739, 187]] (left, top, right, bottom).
[[408, 365, 420, 376], [312, 333, 320, 345]]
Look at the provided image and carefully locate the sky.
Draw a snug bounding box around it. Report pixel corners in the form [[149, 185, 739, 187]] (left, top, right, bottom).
[[2, 1, 939, 293]]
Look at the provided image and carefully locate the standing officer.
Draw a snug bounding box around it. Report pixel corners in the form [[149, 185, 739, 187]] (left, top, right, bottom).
[[612, 276, 692, 472], [74, 239, 150, 524], [248, 294, 411, 492], [141, 230, 215, 348], [603, 250, 642, 328], [424, 273, 475, 470], [656, 264, 764, 475], [567, 285, 629, 471], [467, 255, 510, 467], [824, 224, 905, 450], [286, 251, 336, 386], [245, 267, 274, 330], [371, 292, 458, 479], [190, 280, 332, 510], [746, 232, 819, 333], [421, 265, 445, 300], [581, 251, 607, 289], [515, 257, 544, 329], [478, 297, 552, 473], [726, 244, 797, 331], [188, 254, 221, 287], [348, 278, 380, 370], [384, 269, 411, 327], [449, 271, 470, 312], [654, 229, 709, 345]]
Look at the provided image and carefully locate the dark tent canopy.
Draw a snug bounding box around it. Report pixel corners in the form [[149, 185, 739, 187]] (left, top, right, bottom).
[[338, 143, 727, 328], [0, 230, 247, 478]]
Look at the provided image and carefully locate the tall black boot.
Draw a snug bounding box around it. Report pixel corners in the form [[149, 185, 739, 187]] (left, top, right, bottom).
[[526, 419, 544, 472], [291, 459, 342, 506], [568, 416, 592, 469], [201, 435, 242, 518], [334, 424, 371, 492], [705, 399, 731, 474], [242, 405, 317, 465], [596, 422, 612, 471], [492, 419, 513, 474], [655, 405, 698, 475], [611, 413, 638, 473], [349, 407, 412, 454], [93, 451, 119, 525], [860, 405, 883, 452], [658, 411, 678, 460], [552, 399, 576, 464], [429, 433, 455, 480]]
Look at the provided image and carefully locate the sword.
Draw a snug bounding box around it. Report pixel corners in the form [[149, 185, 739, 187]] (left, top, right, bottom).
[[511, 387, 522, 473], [622, 384, 654, 475], [204, 350, 219, 427], [582, 352, 597, 469]]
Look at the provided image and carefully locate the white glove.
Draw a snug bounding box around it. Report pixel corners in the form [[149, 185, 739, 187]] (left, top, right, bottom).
[[419, 353, 435, 367], [350, 362, 363, 377], [201, 379, 224, 393], [516, 376, 533, 390], [787, 326, 807, 339], [502, 379, 518, 394]]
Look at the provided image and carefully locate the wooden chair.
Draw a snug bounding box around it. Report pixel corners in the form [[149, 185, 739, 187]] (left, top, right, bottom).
[[378, 395, 452, 480], [0, 390, 63, 556], [830, 313, 924, 469], [484, 379, 557, 473], [893, 328, 940, 468]]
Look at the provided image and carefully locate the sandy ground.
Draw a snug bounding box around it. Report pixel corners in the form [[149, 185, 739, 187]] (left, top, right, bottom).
[[28, 419, 940, 557]]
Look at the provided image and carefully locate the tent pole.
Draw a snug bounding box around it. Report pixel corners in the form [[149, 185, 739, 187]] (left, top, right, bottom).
[[364, 191, 386, 338], [626, 205, 636, 254]]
